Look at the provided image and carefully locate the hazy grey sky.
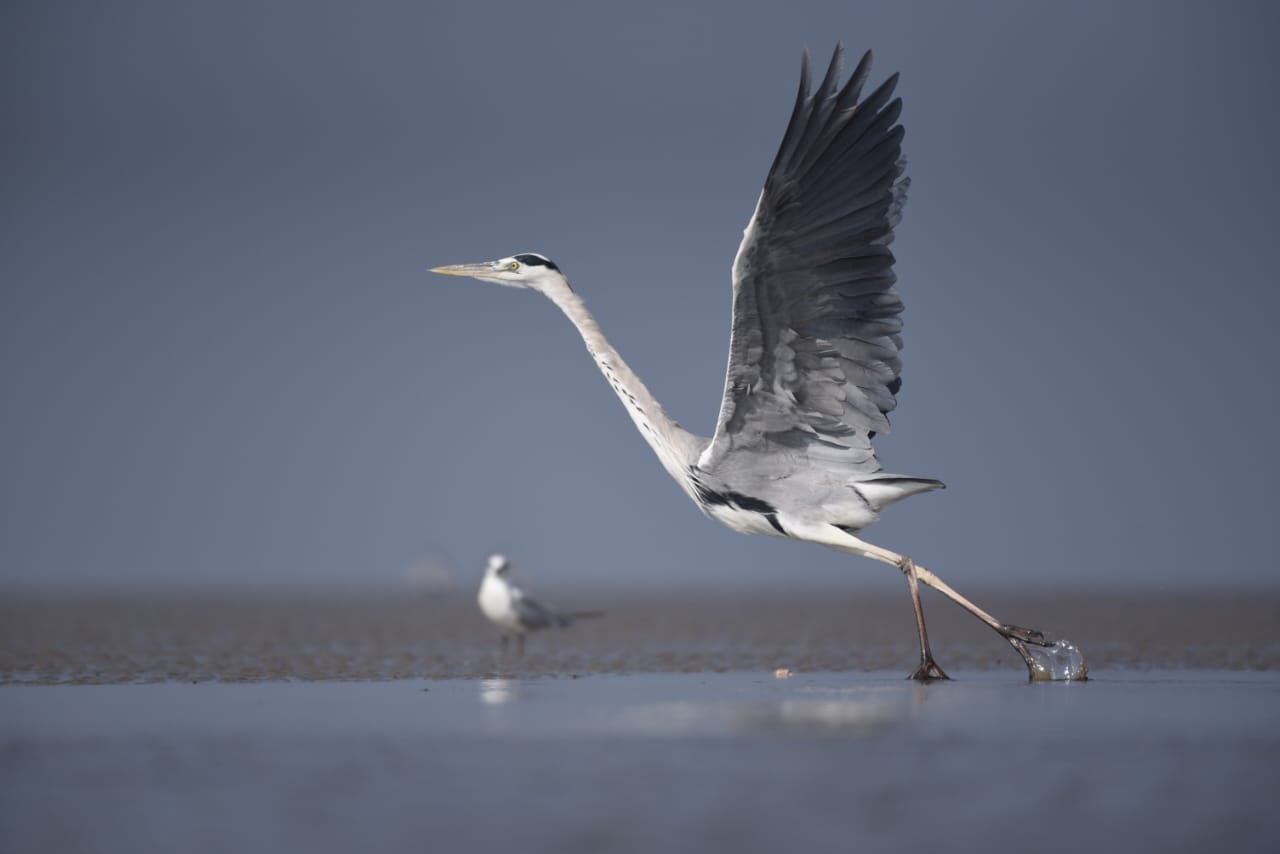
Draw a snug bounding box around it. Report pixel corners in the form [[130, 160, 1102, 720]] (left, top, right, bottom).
[[3, 1, 1278, 591]]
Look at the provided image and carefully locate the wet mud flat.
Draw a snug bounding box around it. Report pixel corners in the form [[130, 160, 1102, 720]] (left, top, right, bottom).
[[2, 588, 1278, 683]]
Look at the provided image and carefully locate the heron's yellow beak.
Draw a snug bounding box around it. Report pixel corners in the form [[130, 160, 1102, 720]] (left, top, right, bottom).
[[430, 262, 498, 277]]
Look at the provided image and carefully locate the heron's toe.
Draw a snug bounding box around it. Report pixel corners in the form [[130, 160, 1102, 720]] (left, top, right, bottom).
[[1001, 623, 1050, 646], [907, 658, 950, 682]]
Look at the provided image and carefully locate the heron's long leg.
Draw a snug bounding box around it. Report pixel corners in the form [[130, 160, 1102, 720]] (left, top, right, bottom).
[[910, 563, 1047, 646], [910, 562, 1048, 672], [807, 525, 1051, 676], [901, 557, 949, 681]]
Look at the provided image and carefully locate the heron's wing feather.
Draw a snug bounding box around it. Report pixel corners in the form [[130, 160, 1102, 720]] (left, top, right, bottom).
[[701, 46, 908, 475]]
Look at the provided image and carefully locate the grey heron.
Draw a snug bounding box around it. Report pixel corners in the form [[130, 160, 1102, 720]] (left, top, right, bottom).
[[478, 554, 604, 653], [435, 46, 1084, 681]]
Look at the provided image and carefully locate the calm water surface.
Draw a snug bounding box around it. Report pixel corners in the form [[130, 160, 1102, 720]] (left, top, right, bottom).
[[3, 671, 1278, 854]]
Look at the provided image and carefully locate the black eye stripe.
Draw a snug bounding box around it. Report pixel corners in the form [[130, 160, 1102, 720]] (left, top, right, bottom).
[[513, 253, 560, 271]]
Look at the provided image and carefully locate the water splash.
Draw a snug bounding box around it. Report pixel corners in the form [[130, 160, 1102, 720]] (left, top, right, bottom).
[[1025, 639, 1088, 682]]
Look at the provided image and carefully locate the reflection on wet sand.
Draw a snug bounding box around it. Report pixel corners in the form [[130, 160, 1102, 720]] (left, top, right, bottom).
[[618, 684, 928, 737], [728, 695, 908, 736], [473, 673, 937, 738], [480, 678, 515, 706]]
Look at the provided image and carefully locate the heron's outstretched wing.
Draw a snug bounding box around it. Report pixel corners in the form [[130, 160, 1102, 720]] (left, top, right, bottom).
[[700, 46, 908, 476]]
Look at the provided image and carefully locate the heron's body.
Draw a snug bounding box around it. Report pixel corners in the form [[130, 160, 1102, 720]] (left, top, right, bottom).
[[690, 465, 940, 538], [434, 46, 1083, 681], [549, 257, 942, 541]]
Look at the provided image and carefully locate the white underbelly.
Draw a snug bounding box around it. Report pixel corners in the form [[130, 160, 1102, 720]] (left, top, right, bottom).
[[478, 581, 526, 633], [704, 503, 788, 537]]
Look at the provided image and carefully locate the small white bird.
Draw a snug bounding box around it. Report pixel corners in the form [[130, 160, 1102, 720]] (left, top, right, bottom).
[[477, 554, 604, 653]]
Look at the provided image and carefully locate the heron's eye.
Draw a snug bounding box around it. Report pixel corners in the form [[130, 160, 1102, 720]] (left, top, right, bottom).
[[508, 261, 520, 271]]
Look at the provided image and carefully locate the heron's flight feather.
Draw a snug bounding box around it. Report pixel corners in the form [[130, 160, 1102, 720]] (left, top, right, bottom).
[[700, 46, 909, 476]]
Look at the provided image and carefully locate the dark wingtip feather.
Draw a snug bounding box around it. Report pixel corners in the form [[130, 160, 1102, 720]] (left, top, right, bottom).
[[818, 44, 844, 102], [879, 71, 900, 98], [830, 43, 846, 75], [767, 47, 817, 181], [845, 50, 873, 99]]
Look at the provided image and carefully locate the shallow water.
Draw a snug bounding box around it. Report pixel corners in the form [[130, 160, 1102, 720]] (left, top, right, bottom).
[[3, 671, 1278, 854], [2, 590, 1278, 853]]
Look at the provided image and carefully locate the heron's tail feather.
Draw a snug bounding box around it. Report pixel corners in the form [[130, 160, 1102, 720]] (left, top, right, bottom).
[[853, 475, 945, 511]]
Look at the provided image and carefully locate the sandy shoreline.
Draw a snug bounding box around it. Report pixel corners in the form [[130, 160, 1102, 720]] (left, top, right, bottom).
[[4, 588, 1277, 683]]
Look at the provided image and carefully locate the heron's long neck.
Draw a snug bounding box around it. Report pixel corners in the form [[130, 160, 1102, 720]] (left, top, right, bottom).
[[545, 284, 703, 493]]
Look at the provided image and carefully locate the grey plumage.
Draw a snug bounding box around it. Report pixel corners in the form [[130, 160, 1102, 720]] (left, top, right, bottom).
[[513, 596, 602, 631], [511, 595, 564, 630]]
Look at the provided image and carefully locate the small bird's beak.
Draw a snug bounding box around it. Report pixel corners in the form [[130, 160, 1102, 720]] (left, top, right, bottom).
[[431, 262, 497, 278]]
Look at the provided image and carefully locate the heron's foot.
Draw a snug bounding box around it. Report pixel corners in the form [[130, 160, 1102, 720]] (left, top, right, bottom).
[[907, 658, 950, 682], [1007, 635, 1088, 681], [1000, 623, 1051, 647], [1006, 636, 1060, 682]]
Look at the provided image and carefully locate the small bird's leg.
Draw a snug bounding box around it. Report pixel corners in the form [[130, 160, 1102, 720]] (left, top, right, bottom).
[[517, 634, 526, 656], [899, 557, 949, 681]]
